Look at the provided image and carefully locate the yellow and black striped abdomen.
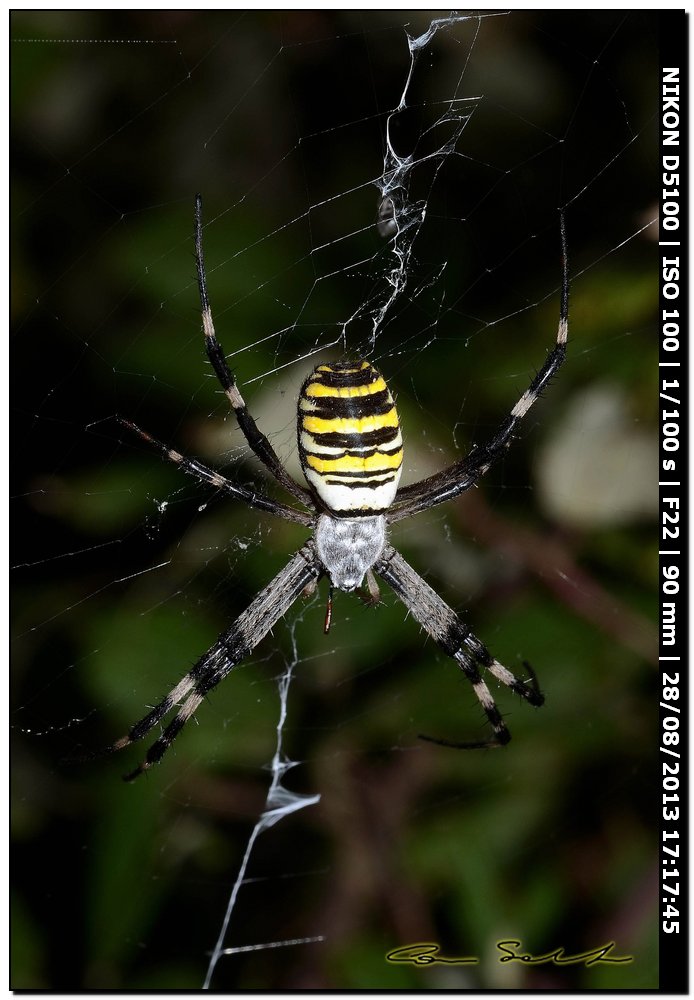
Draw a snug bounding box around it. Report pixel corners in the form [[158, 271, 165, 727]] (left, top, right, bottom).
[[298, 361, 403, 514]]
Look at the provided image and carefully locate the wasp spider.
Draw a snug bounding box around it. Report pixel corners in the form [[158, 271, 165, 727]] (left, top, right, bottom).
[[98, 197, 568, 781]]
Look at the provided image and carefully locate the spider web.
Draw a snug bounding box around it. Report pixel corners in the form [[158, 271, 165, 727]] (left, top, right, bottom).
[[12, 10, 660, 991]]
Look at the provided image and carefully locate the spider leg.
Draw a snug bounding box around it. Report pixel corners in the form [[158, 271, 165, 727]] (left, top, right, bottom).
[[120, 418, 313, 527], [375, 545, 543, 748], [388, 213, 568, 522], [94, 543, 320, 780], [194, 195, 313, 508]]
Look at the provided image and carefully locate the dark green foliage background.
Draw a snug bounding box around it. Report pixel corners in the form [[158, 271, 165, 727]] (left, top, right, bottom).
[[12, 10, 659, 990]]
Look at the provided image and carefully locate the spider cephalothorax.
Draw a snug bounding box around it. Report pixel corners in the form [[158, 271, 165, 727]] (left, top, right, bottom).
[[91, 195, 568, 781]]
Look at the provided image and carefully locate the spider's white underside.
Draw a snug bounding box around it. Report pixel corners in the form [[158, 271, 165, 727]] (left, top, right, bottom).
[[302, 470, 401, 515]]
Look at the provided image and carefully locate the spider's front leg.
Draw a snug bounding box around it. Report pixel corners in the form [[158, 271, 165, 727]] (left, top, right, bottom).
[[375, 545, 544, 748], [79, 543, 320, 781]]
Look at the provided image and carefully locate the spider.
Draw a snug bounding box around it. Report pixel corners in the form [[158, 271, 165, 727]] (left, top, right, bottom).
[[103, 196, 568, 781]]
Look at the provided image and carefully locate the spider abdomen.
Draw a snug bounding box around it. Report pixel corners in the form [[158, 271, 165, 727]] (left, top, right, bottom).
[[298, 360, 403, 514]]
